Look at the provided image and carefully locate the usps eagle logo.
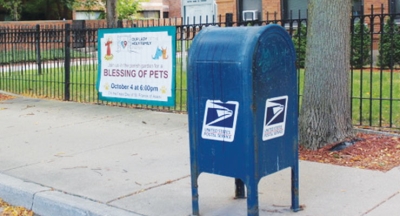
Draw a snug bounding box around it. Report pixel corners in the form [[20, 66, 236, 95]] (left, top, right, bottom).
[[262, 96, 288, 141], [201, 100, 239, 142]]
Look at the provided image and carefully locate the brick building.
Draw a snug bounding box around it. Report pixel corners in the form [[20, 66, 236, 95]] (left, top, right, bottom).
[[167, 0, 393, 21], [69, 0, 400, 21]]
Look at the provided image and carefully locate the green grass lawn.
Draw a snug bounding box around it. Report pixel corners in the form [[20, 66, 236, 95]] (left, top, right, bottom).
[[351, 69, 400, 128], [0, 60, 188, 112], [297, 68, 400, 128], [0, 49, 93, 64], [1, 65, 399, 128], [0, 64, 99, 102]]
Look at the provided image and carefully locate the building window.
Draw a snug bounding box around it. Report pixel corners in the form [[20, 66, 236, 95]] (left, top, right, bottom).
[[163, 11, 169, 18], [137, 10, 160, 19], [282, 0, 308, 20], [282, 0, 364, 19], [353, 0, 363, 16], [75, 11, 102, 20], [389, 0, 400, 14]]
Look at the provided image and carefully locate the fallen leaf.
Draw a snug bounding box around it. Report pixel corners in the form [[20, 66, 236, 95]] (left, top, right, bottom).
[[300, 132, 400, 172]]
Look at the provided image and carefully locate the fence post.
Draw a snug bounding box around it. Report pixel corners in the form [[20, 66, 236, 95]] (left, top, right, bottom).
[[64, 24, 71, 101], [35, 25, 42, 75], [117, 20, 123, 28], [225, 13, 233, 27]]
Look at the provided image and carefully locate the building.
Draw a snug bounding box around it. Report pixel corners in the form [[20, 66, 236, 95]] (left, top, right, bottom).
[[73, 0, 175, 20], [71, 0, 396, 21], [176, 0, 393, 21], [213, 0, 389, 21]]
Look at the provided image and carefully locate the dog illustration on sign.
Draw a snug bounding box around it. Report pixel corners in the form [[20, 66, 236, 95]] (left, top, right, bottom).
[[152, 46, 168, 59]]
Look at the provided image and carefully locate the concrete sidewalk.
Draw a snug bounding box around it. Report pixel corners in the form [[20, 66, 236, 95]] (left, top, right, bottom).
[[0, 94, 399, 216]]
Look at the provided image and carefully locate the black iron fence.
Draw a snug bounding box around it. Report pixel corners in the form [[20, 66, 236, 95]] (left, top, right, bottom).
[[0, 7, 399, 130]]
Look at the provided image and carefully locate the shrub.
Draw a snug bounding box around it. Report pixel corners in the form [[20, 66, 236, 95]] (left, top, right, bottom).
[[377, 18, 400, 69], [292, 21, 373, 69], [292, 23, 307, 68], [351, 20, 372, 68]]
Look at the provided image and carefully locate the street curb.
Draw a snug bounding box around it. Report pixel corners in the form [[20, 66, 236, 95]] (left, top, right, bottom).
[[0, 173, 141, 216], [0, 173, 48, 210]]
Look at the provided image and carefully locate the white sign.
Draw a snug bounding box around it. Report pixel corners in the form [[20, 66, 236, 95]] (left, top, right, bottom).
[[201, 100, 239, 142], [262, 96, 288, 141], [182, 0, 217, 25], [97, 27, 176, 106], [182, 0, 213, 5]]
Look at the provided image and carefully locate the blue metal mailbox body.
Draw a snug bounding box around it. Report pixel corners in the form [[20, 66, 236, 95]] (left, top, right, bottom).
[[188, 25, 299, 216]]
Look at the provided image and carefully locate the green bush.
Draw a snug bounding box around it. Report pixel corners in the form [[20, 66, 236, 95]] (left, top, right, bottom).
[[351, 21, 371, 68], [377, 19, 400, 69], [292, 21, 373, 69], [292, 23, 307, 68]]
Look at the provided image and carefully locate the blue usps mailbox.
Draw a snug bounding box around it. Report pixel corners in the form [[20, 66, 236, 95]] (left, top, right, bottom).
[[187, 25, 300, 216]]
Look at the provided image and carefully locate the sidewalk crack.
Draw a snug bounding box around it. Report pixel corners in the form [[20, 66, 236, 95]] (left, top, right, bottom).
[[360, 190, 400, 216], [30, 188, 53, 210], [106, 175, 190, 204]]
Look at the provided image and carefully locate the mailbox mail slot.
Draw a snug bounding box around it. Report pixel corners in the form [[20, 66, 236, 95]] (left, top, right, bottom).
[[188, 25, 300, 216]]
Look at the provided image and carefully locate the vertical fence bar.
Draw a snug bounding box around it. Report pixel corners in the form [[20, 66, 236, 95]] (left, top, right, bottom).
[[379, 6, 386, 127], [360, 7, 366, 126], [374, 5, 382, 127], [226, 13, 233, 27], [350, 13, 355, 125], [11, 27, 15, 92], [35, 25, 42, 75], [43, 27, 48, 97], [368, 7, 374, 127], [64, 24, 71, 101], [389, 58, 394, 128], [4, 27, 9, 91], [58, 25, 63, 99]]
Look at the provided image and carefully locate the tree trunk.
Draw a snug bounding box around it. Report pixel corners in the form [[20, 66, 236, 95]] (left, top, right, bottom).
[[12, 1, 21, 21], [299, 0, 354, 150], [106, 0, 118, 28]]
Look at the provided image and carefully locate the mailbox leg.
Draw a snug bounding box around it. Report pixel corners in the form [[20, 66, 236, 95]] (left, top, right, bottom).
[[291, 165, 300, 212], [235, 178, 246, 199], [246, 180, 259, 216], [191, 174, 200, 215]]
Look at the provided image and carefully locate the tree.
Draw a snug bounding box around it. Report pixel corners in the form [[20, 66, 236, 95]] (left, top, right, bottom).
[[292, 23, 307, 68], [299, 0, 354, 150], [377, 18, 400, 69], [351, 20, 371, 69], [24, 0, 73, 20], [117, 0, 141, 20], [73, 0, 143, 27], [106, 0, 118, 27], [0, 0, 23, 21]]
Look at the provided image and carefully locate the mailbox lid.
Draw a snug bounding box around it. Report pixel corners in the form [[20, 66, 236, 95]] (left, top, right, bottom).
[[189, 26, 268, 65]]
